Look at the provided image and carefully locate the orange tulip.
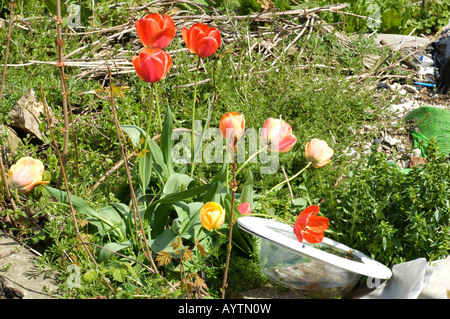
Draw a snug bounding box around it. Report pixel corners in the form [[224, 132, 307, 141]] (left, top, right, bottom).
[[8, 157, 49, 193], [293, 205, 329, 243], [238, 202, 252, 216], [132, 48, 172, 83], [219, 112, 245, 147], [260, 118, 297, 152], [182, 23, 221, 58], [135, 13, 176, 49], [200, 202, 225, 231], [305, 138, 334, 168]]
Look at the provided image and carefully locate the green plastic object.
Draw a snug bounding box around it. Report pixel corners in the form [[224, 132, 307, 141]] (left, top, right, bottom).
[[405, 106, 450, 156]]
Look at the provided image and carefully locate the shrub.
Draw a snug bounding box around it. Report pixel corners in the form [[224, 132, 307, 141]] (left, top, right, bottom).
[[321, 138, 450, 266]]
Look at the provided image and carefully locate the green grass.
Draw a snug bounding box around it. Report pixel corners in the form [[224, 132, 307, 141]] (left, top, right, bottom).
[[1, 1, 447, 299]]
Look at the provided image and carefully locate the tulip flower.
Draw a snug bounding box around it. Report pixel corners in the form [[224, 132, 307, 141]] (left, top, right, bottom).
[[219, 112, 246, 148], [8, 157, 49, 193], [200, 202, 225, 231], [135, 13, 176, 49], [293, 205, 329, 244], [260, 118, 297, 152], [305, 138, 334, 168], [132, 48, 172, 83], [182, 23, 221, 58], [238, 202, 252, 216]]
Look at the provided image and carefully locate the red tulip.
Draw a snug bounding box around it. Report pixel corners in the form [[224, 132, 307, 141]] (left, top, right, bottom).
[[305, 138, 334, 168], [219, 112, 245, 148], [182, 23, 221, 58], [132, 48, 172, 83], [260, 118, 297, 152], [293, 205, 329, 243], [135, 13, 176, 49], [238, 202, 252, 216]]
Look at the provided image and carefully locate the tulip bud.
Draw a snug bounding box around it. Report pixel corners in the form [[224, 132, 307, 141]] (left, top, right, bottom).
[[132, 48, 172, 83], [305, 138, 334, 168], [219, 112, 245, 148], [8, 157, 49, 193], [200, 202, 225, 231], [238, 202, 252, 216], [182, 23, 221, 58], [261, 118, 297, 152], [135, 13, 176, 49]]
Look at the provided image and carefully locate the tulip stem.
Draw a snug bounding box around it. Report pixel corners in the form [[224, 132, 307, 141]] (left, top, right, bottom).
[[153, 82, 163, 132], [141, 83, 155, 203], [269, 162, 312, 193], [235, 145, 269, 176], [190, 57, 201, 178]]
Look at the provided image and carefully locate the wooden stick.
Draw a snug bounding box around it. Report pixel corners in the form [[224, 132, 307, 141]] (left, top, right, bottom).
[[0, 0, 15, 106]]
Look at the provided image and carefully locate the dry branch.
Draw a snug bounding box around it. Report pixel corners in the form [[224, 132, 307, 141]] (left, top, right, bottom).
[[5, 3, 351, 81]]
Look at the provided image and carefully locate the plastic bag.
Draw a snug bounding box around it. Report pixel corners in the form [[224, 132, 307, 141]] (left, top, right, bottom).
[[430, 29, 450, 94]]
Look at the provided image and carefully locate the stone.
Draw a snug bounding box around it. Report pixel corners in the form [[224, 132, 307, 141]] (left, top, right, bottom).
[[409, 156, 427, 168], [8, 89, 55, 142], [384, 135, 402, 146], [403, 84, 419, 94], [0, 231, 61, 299], [0, 125, 22, 153], [419, 256, 450, 299]]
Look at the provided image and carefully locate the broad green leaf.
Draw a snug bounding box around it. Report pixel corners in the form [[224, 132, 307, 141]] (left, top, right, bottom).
[[240, 169, 253, 207], [160, 105, 174, 175], [148, 139, 169, 182], [45, 185, 97, 217], [121, 125, 145, 149], [163, 173, 193, 195], [148, 228, 178, 253], [98, 241, 132, 262], [143, 183, 211, 230], [151, 203, 174, 238], [139, 148, 153, 191], [96, 205, 127, 240], [45, 186, 126, 240]]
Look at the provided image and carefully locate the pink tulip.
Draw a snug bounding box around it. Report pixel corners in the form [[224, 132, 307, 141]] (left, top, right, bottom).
[[238, 202, 252, 216], [8, 157, 49, 193], [260, 118, 297, 152], [305, 138, 334, 168]]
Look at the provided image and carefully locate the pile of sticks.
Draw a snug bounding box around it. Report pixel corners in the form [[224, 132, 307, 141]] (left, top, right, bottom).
[[7, 1, 351, 80]]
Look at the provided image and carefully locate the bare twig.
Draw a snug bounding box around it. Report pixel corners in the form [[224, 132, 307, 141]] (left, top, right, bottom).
[[281, 166, 295, 206], [107, 67, 159, 274], [55, 0, 70, 189], [86, 150, 137, 196], [0, 0, 15, 106], [0, 150, 17, 211], [39, 86, 115, 293]]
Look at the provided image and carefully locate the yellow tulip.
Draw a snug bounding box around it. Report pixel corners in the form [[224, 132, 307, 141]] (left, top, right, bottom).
[[200, 202, 225, 231], [305, 139, 334, 168], [8, 157, 49, 193]]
